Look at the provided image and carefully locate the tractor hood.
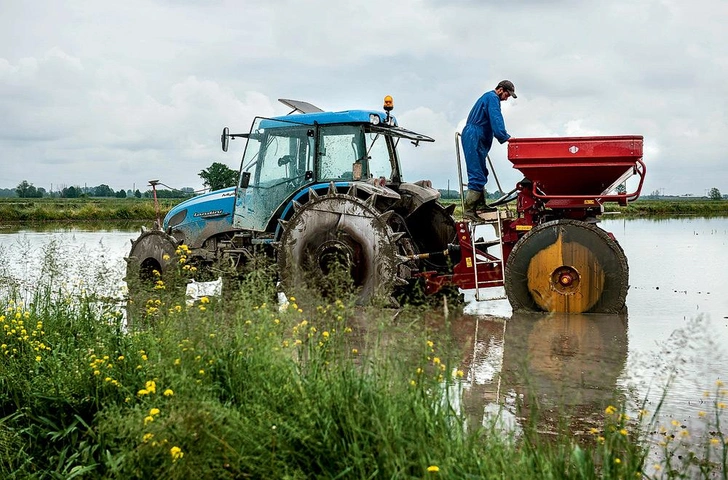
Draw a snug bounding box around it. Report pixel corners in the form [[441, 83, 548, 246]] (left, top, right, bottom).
[[163, 187, 237, 231]]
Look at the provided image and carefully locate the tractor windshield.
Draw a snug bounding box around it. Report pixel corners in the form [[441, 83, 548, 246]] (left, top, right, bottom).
[[317, 125, 394, 182]]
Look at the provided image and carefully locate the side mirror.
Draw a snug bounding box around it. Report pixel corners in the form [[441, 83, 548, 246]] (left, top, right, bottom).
[[277, 155, 294, 167], [239, 171, 251, 189], [221, 127, 230, 152]]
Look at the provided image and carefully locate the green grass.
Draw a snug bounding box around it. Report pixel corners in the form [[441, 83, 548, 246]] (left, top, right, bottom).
[[1, 255, 727, 478], [440, 197, 728, 219], [2, 196, 728, 225], [0, 198, 177, 223], [605, 198, 728, 216]]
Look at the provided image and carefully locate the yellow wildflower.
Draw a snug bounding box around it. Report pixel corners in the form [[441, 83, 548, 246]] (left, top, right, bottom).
[[145, 380, 156, 393], [427, 465, 439, 472], [149, 408, 160, 416], [605, 405, 617, 415], [143, 432, 154, 443], [163, 389, 174, 396], [144, 416, 154, 425], [170, 446, 184, 462]]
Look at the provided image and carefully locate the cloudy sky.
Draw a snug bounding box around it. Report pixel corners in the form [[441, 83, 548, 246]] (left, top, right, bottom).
[[1, 0, 726, 196]]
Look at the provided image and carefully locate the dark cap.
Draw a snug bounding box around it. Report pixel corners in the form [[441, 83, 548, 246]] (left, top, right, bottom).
[[496, 80, 517, 98]]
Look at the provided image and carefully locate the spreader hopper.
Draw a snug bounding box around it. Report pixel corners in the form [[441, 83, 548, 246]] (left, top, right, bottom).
[[508, 136, 645, 205]]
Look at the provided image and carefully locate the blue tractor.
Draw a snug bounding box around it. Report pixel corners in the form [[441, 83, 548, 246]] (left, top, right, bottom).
[[126, 97, 457, 303]]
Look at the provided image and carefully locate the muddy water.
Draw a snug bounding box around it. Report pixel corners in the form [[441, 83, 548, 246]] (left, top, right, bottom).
[[1, 217, 727, 443], [460, 216, 728, 447]]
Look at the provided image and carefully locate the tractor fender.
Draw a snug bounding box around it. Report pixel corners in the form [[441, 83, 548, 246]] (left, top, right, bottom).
[[350, 181, 401, 200], [398, 181, 441, 213]]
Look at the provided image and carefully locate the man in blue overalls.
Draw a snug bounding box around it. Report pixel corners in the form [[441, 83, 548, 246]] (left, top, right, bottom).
[[461, 80, 516, 221]]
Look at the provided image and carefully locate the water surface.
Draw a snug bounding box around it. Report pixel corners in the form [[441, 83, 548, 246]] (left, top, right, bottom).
[[1, 217, 727, 444]]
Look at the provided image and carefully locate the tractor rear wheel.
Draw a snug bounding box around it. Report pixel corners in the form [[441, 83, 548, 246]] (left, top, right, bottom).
[[504, 219, 628, 314], [277, 186, 406, 304]]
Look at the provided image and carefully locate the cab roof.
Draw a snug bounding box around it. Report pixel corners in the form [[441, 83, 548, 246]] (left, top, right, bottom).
[[270, 110, 395, 126]]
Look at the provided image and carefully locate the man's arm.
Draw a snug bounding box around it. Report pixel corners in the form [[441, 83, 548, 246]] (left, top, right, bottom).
[[488, 99, 511, 144]]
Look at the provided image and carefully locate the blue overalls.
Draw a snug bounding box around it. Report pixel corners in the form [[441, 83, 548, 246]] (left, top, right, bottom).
[[461, 90, 510, 192]]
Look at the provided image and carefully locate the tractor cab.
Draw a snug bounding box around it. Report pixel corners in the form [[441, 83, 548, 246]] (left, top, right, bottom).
[[225, 100, 434, 232]]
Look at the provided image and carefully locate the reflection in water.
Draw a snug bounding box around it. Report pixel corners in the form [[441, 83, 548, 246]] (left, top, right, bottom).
[[454, 312, 628, 437]]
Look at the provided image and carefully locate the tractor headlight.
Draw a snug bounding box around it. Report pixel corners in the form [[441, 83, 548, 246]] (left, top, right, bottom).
[[369, 114, 380, 125]]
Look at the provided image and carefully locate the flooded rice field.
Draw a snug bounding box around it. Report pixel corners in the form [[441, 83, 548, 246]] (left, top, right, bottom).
[[1, 216, 727, 447]]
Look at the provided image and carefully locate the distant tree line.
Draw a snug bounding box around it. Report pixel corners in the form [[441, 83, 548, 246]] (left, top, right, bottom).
[[646, 187, 724, 200], [1, 161, 239, 199], [2, 180, 195, 199]]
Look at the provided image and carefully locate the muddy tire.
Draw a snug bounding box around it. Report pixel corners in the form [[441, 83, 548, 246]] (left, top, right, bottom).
[[125, 228, 180, 288], [277, 185, 407, 304]]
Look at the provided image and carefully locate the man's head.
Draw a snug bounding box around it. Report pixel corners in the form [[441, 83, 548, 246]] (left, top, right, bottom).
[[495, 80, 517, 101]]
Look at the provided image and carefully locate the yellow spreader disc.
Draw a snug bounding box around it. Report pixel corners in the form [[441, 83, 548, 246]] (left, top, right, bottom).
[[505, 219, 628, 314], [526, 230, 605, 313]]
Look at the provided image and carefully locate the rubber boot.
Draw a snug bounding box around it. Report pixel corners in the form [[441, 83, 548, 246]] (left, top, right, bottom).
[[463, 189, 483, 222], [480, 190, 497, 213]]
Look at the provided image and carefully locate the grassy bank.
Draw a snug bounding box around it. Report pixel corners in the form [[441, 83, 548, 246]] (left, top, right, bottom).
[[604, 198, 728, 216], [3, 197, 728, 225], [443, 197, 728, 218], [0, 198, 177, 223], [2, 257, 727, 478]]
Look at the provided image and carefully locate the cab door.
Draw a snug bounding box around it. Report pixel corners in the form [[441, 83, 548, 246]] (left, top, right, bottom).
[[233, 118, 314, 231]]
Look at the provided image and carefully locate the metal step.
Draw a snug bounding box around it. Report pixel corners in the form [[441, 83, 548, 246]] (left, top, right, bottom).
[[476, 211, 501, 222]]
